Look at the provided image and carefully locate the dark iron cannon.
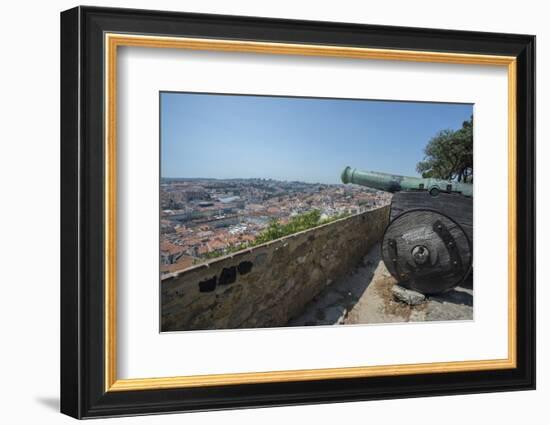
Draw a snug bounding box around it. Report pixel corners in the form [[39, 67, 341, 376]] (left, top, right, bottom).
[[341, 166, 473, 294]]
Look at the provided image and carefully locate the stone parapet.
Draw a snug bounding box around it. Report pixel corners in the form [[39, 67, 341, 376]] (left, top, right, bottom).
[[161, 205, 390, 331]]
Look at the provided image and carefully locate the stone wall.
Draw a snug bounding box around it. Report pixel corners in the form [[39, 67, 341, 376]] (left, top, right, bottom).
[[161, 205, 390, 331]]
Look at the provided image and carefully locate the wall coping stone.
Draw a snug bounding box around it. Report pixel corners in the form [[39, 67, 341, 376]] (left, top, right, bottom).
[[161, 206, 388, 281]]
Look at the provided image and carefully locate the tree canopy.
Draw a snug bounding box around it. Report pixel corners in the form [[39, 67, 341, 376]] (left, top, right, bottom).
[[416, 116, 473, 182]]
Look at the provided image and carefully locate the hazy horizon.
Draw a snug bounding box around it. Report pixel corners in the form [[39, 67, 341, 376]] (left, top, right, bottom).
[[161, 176, 348, 185]]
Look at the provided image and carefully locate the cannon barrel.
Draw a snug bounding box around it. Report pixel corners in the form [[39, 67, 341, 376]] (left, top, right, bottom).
[[341, 166, 472, 197]]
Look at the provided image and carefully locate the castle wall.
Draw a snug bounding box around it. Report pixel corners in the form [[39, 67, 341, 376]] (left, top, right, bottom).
[[161, 205, 390, 331]]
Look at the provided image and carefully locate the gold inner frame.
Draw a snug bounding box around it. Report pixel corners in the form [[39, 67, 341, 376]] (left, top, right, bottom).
[[104, 33, 517, 392]]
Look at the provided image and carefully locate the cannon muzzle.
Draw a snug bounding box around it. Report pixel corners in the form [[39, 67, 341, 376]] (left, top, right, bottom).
[[341, 166, 472, 197]]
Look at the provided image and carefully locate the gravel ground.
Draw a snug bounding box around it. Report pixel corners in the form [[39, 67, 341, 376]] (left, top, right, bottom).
[[288, 243, 473, 327]]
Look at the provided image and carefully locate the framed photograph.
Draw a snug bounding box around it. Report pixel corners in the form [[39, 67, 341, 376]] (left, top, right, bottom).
[[60, 6, 535, 419]]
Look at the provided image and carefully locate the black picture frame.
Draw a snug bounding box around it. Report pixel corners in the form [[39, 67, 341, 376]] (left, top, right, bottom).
[[61, 5, 535, 419]]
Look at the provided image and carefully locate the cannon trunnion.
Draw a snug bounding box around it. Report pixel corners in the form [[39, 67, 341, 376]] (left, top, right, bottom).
[[342, 166, 472, 294]]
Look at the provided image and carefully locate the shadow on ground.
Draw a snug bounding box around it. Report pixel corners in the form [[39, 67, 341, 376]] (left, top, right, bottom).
[[287, 246, 379, 326], [432, 285, 473, 307], [288, 243, 474, 326], [35, 396, 59, 411]]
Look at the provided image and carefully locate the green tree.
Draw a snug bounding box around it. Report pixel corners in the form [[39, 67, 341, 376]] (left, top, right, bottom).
[[254, 210, 322, 244], [200, 209, 351, 260], [416, 116, 473, 182]]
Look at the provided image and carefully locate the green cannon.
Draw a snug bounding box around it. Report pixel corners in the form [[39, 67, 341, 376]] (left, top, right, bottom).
[[341, 166, 473, 294], [341, 166, 473, 197]]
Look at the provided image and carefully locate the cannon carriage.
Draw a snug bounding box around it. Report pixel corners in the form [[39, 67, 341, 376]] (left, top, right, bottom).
[[341, 166, 473, 294]]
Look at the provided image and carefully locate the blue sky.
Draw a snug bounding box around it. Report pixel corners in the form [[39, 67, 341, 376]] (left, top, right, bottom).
[[161, 92, 472, 184]]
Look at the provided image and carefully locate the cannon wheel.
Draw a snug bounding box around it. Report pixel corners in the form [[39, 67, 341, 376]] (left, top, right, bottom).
[[381, 208, 472, 294]]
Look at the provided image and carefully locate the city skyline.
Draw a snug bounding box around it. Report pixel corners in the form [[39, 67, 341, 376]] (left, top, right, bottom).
[[161, 92, 473, 184], [160, 177, 391, 271]]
